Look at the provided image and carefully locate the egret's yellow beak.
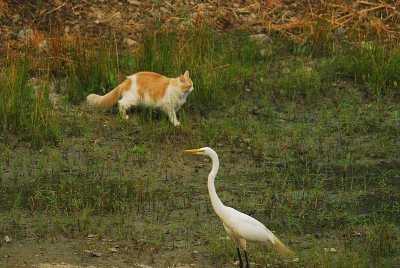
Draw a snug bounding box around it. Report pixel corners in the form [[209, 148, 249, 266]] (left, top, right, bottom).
[[182, 149, 204, 154]]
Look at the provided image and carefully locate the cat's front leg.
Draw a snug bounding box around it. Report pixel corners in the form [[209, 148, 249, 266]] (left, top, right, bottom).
[[169, 110, 181, 127], [161, 105, 180, 126]]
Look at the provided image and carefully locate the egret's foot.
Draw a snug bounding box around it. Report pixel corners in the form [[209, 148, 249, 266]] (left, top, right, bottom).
[[236, 248, 244, 268], [244, 251, 250, 268]]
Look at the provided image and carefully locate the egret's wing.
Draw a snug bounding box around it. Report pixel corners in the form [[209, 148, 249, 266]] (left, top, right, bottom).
[[221, 206, 276, 243]]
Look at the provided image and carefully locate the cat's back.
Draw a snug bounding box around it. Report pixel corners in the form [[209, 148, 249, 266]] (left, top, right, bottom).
[[131, 72, 171, 101], [133, 72, 169, 83]]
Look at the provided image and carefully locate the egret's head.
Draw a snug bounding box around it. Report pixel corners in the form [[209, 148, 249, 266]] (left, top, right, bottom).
[[181, 147, 213, 156]]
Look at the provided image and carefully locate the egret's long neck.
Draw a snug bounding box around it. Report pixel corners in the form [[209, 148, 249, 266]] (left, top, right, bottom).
[[207, 151, 225, 217]]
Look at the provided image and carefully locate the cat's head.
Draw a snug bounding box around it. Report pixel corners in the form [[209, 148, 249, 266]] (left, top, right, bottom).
[[178, 70, 194, 93]]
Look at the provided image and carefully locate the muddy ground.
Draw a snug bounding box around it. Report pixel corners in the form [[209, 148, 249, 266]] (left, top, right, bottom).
[[1, 90, 398, 267]]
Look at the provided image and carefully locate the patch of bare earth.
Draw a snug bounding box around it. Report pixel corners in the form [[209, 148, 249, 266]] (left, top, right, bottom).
[[1, 237, 203, 268]]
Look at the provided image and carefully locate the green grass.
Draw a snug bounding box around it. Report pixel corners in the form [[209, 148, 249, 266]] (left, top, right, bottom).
[[277, 65, 321, 103], [61, 37, 120, 104], [129, 27, 260, 112], [0, 58, 59, 146], [49, 26, 261, 113], [345, 44, 400, 98], [0, 26, 399, 267]]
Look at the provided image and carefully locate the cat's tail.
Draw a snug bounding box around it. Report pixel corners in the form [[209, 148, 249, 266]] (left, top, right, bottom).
[[86, 79, 132, 109]]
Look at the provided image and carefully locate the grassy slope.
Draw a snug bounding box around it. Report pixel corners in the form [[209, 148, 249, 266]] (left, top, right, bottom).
[[0, 28, 399, 267]]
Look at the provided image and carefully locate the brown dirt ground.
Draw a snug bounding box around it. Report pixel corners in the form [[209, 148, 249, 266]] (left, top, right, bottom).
[[0, 236, 211, 268]]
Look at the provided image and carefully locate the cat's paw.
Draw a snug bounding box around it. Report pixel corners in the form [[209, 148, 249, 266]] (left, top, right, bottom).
[[125, 115, 129, 120], [173, 121, 181, 127]]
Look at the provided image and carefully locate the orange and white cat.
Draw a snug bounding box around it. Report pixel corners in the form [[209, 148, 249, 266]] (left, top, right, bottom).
[[87, 71, 193, 126]]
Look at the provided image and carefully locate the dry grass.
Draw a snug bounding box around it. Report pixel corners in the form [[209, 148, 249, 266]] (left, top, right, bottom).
[[1, 0, 400, 53]]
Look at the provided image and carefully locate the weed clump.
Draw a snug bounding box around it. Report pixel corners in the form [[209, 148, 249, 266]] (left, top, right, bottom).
[[0, 58, 59, 146], [63, 38, 119, 104], [346, 44, 400, 98], [278, 66, 321, 103], [130, 26, 262, 112]]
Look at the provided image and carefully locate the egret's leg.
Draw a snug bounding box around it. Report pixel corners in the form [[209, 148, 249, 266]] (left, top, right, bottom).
[[244, 251, 249, 268], [236, 247, 243, 268]]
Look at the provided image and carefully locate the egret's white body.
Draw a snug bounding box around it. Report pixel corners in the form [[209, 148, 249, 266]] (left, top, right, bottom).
[[183, 147, 294, 267]]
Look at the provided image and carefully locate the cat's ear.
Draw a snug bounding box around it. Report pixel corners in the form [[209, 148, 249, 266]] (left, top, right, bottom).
[[179, 74, 185, 83], [184, 70, 190, 78]]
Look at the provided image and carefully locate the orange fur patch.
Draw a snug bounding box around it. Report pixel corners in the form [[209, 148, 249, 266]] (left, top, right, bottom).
[[181, 80, 192, 90], [120, 78, 133, 92], [99, 78, 132, 109], [181, 71, 193, 91], [170, 78, 179, 87], [136, 72, 170, 101]]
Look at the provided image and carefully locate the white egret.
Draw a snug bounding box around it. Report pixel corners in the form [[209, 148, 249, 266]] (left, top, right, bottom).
[[182, 147, 294, 267]]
